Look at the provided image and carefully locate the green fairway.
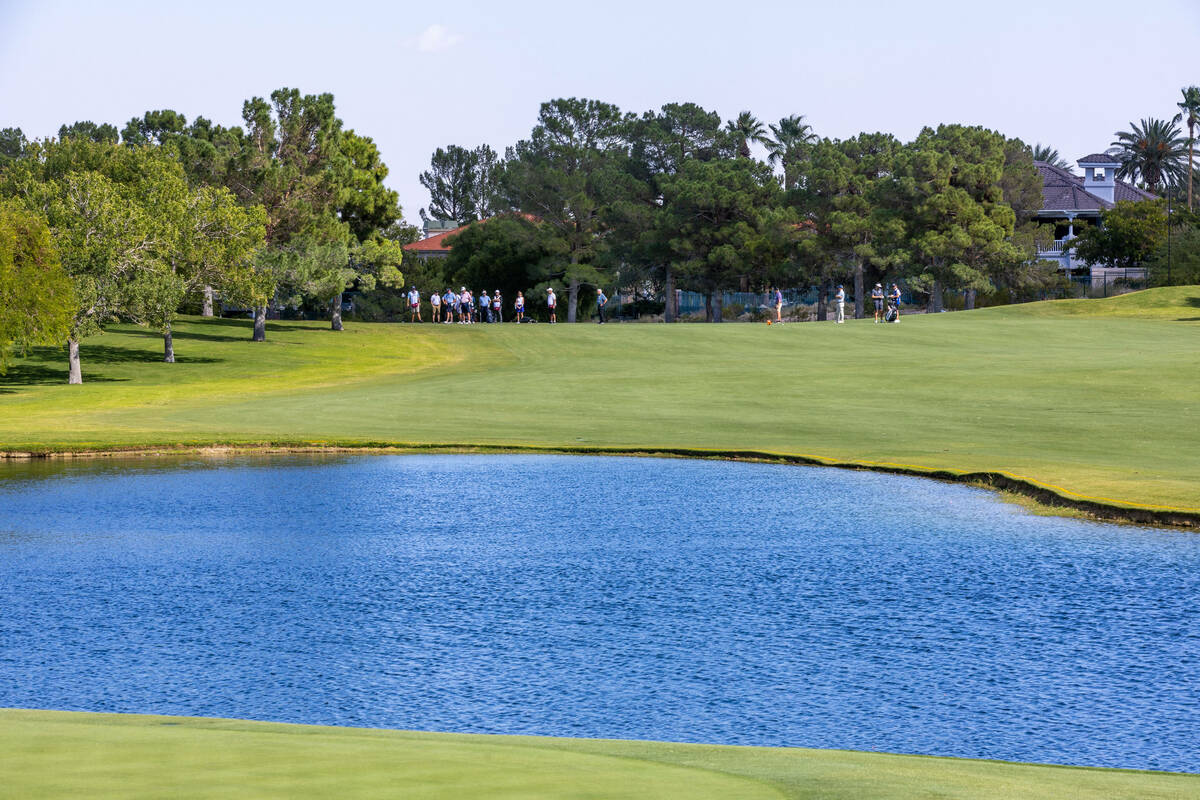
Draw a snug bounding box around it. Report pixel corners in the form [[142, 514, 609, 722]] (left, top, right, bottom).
[[1, 287, 1198, 515], [3, 710, 1195, 800]]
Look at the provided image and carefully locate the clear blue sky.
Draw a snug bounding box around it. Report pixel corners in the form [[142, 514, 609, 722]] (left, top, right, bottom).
[[2, 0, 1198, 224]]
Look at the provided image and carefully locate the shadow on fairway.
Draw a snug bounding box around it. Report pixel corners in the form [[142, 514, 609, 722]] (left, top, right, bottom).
[[79, 344, 219, 366], [197, 317, 332, 333], [0, 344, 219, 391], [0, 362, 127, 391], [121, 328, 245, 344]]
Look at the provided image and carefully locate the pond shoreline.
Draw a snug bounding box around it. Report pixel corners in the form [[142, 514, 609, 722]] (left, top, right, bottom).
[[2, 441, 1196, 529]]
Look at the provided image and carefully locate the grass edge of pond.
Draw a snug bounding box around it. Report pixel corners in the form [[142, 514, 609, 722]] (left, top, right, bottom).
[[2, 441, 1196, 529]]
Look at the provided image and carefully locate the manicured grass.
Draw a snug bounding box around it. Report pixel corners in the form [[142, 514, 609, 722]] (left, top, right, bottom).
[[3, 710, 1196, 799], [1, 287, 1198, 512]]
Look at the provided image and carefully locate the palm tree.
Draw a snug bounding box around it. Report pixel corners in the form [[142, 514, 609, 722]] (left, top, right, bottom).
[[766, 114, 817, 189], [726, 111, 770, 159], [1110, 117, 1188, 194], [1178, 86, 1200, 210], [1032, 143, 1070, 169]]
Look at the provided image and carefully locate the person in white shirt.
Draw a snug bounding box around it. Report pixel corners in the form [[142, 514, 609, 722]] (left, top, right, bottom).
[[834, 285, 845, 324], [547, 288, 557, 324], [514, 291, 525, 323], [430, 288, 441, 323], [492, 290, 502, 323], [407, 287, 421, 323], [459, 288, 471, 324]]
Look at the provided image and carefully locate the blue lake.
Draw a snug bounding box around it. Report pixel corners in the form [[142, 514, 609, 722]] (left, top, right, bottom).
[[0, 454, 1197, 772]]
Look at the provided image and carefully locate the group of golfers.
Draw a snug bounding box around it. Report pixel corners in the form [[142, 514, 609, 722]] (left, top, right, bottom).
[[405, 286, 611, 324], [408, 284, 901, 325], [769, 283, 903, 324]]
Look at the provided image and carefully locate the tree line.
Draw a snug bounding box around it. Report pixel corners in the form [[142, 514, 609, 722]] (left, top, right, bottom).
[[0, 89, 408, 382], [413, 90, 1199, 323]]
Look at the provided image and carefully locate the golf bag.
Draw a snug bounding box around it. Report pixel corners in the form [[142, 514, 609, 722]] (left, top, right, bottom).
[[885, 303, 898, 323]]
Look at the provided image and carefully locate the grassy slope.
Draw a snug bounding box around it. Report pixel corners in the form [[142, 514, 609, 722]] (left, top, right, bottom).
[[3, 711, 1196, 800], [1, 287, 1198, 510]]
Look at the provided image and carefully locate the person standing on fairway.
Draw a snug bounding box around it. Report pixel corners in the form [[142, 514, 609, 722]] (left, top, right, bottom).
[[772, 286, 783, 323], [430, 287, 441, 323], [834, 284, 846, 324], [514, 291, 525, 323], [480, 290, 491, 323], [444, 289, 457, 324], [596, 287, 608, 324], [889, 283, 902, 323], [493, 290, 503, 323], [871, 283, 885, 323], [408, 286, 422, 322], [547, 287, 557, 323]]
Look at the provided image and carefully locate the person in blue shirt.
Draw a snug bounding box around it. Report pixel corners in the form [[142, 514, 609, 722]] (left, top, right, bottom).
[[772, 287, 783, 323], [596, 288, 608, 324], [834, 285, 846, 324], [889, 284, 902, 323], [480, 291, 492, 323]]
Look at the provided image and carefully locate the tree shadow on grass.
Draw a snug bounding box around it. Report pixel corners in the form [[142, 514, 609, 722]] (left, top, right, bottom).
[[121, 327, 245, 344], [1173, 294, 1200, 320], [0, 344, 218, 392], [196, 317, 332, 333], [0, 362, 126, 392], [79, 344, 219, 365]]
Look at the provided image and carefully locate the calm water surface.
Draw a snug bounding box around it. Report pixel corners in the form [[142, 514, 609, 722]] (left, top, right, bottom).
[[0, 455, 1197, 772]]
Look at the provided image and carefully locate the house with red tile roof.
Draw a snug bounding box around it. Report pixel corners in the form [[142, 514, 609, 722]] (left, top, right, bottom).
[[402, 214, 541, 259]]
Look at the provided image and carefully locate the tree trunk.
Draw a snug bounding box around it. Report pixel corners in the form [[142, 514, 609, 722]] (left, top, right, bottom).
[[163, 326, 175, 363], [853, 260, 864, 319], [567, 279, 579, 323], [67, 338, 82, 384], [817, 284, 828, 321], [253, 306, 266, 342], [664, 267, 675, 323], [704, 292, 713, 322], [965, 288, 976, 310], [713, 292, 723, 323], [930, 280, 943, 313], [331, 293, 344, 331], [201, 285, 214, 317], [1189, 138, 1194, 212]]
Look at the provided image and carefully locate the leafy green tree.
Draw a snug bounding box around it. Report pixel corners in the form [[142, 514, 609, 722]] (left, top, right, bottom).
[[0, 128, 27, 168], [443, 215, 554, 313], [161, 186, 266, 357], [1074, 199, 1168, 272], [892, 125, 1028, 311], [419, 144, 499, 223], [766, 114, 817, 189], [1178, 86, 1200, 211], [58, 121, 120, 144], [0, 200, 74, 372], [1147, 219, 1200, 286], [726, 111, 770, 159], [1031, 143, 1069, 169], [498, 98, 632, 321], [338, 130, 402, 243], [615, 103, 730, 320], [658, 158, 780, 321], [798, 133, 903, 318], [223, 88, 356, 335], [1112, 117, 1188, 193]]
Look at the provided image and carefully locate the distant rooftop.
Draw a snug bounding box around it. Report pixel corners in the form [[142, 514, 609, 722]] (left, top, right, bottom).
[[1076, 152, 1121, 165], [1034, 160, 1155, 213]]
